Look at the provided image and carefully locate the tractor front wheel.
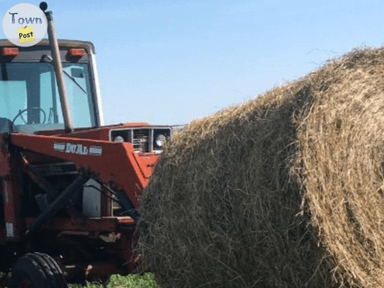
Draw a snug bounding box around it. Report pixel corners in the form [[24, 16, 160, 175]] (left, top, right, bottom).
[[10, 252, 67, 288]]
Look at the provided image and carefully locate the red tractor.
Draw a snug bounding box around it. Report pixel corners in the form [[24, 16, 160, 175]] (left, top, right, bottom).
[[0, 3, 171, 287]]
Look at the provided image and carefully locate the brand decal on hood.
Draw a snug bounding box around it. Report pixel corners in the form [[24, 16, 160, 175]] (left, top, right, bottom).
[[53, 143, 102, 156]]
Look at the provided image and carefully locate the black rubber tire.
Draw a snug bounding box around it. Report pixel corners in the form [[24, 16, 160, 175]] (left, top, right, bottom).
[[10, 252, 67, 288]]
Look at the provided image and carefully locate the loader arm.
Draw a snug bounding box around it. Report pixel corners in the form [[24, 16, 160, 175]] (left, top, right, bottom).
[[10, 133, 151, 209]]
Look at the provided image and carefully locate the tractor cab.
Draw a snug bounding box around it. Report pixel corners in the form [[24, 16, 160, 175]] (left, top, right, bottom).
[[0, 39, 172, 154], [0, 39, 103, 134]]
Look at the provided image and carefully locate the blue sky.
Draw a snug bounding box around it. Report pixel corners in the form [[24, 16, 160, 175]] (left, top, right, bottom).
[[1, 1, 384, 125]]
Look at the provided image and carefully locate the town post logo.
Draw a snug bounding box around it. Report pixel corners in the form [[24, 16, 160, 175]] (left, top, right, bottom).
[[2, 3, 47, 47]]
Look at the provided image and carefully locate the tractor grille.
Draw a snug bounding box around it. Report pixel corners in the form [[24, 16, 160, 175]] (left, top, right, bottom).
[[110, 126, 172, 153]]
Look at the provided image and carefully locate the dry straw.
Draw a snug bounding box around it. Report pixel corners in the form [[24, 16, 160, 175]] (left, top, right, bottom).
[[137, 46, 384, 288]]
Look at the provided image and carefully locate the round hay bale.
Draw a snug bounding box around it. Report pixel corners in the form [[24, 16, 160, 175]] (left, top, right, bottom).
[[137, 47, 384, 288]]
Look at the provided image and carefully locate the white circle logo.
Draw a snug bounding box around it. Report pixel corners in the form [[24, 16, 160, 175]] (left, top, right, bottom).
[[2, 3, 47, 47]]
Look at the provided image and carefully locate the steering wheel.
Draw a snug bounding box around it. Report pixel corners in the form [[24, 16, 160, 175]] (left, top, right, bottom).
[[12, 108, 47, 125]]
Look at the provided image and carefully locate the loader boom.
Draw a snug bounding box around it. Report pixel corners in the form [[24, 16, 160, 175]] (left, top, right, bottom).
[[10, 133, 150, 209]]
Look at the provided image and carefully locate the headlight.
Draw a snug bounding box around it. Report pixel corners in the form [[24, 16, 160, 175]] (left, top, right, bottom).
[[114, 136, 124, 143], [155, 134, 166, 147]]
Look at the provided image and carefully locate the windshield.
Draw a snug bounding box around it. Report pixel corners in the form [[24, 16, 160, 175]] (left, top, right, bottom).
[[0, 62, 95, 132]]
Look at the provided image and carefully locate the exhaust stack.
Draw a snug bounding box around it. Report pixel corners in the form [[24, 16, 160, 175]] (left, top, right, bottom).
[[40, 2, 74, 133]]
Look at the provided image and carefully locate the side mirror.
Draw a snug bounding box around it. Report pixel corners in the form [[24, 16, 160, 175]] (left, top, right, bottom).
[[71, 68, 84, 78]]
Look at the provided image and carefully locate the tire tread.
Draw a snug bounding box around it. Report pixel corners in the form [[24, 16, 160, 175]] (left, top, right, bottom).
[[10, 252, 67, 288]]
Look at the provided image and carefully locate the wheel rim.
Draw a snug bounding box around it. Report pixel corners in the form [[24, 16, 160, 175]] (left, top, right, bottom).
[[19, 278, 33, 288]]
